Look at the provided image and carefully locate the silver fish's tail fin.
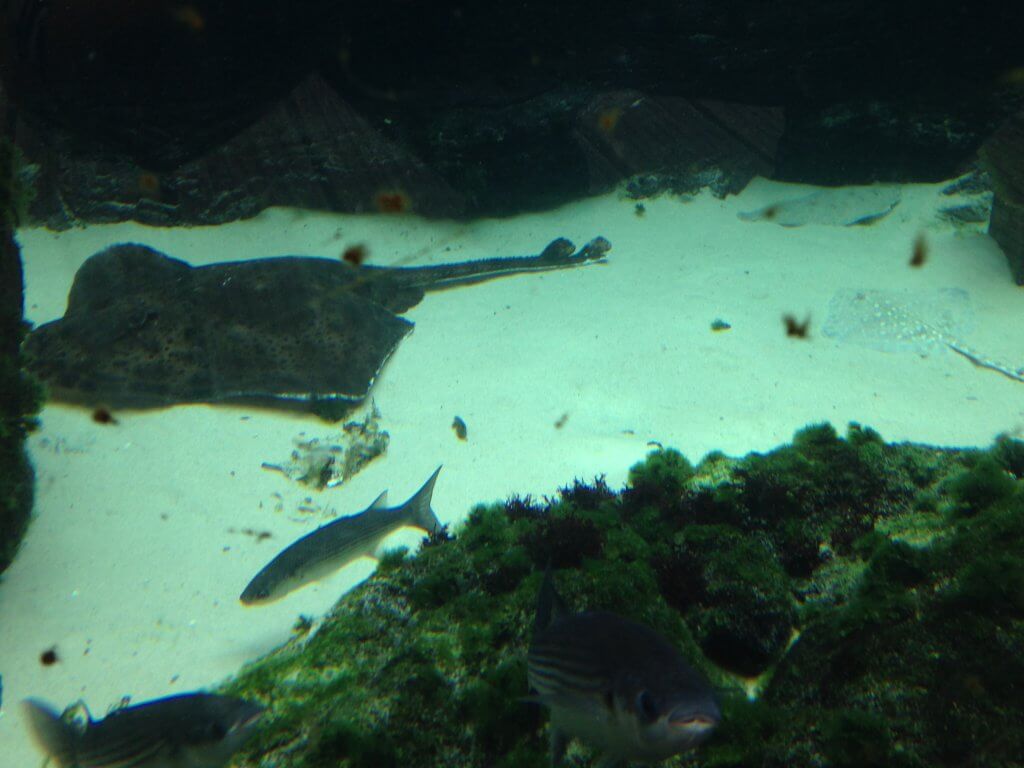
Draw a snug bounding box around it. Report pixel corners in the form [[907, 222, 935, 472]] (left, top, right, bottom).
[[534, 567, 569, 636], [23, 699, 77, 766], [407, 466, 443, 534]]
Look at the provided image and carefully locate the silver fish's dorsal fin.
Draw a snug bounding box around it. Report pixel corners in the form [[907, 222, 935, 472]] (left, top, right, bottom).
[[367, 491, 389, 510], [401, 466, 442, 533]]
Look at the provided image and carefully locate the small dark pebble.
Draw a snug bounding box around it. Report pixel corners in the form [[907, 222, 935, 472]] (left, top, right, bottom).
[[92, 407, 117, 424]]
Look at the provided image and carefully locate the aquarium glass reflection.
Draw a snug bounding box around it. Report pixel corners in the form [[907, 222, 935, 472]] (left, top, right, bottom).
[[2, 2, 1024, 766]]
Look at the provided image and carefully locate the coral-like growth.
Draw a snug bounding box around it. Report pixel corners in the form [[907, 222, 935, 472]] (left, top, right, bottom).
[[557, 474, 616, 511], [519, 511, 604, 569], [502, 493, 543, 520], [624, 447, 694, 510], [993, 434, 1024, 478], [655, 525, 795, 676], [942, 455, 1018, 517]]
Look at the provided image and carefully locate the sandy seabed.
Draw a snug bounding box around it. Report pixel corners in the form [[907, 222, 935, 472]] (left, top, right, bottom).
[[2, 179, 1022, 765]]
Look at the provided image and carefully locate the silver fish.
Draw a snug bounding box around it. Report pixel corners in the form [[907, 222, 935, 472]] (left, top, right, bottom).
[[22, 692, 263, 768], [240, 466, 442, 605], [527, 570, 720, 767]]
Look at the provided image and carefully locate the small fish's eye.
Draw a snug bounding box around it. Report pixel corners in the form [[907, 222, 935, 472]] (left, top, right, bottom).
[[636, 690, 659, 721]]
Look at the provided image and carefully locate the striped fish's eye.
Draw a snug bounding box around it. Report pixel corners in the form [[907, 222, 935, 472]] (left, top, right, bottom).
[[636, 690, 659, 722]]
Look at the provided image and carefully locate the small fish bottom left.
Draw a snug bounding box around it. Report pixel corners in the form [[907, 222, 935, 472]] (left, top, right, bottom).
[[22, 692, 263, 768]]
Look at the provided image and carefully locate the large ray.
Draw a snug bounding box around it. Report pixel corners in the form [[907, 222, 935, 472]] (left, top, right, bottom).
[[23, 237, 610, 412]]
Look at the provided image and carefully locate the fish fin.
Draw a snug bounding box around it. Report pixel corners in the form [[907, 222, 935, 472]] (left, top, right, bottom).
[[367, 491, 389, 510], [406, 466, 442, 533], [534, 567, 569, 635], [22, 699, 77, 766], [549, 726, 568, 766]]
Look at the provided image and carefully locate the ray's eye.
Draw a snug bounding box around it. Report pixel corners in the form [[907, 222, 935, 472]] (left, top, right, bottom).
[[636, 690, 659, 722]]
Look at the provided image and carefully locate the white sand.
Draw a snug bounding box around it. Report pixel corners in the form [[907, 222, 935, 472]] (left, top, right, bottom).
[[2, 180, 1022, 764]]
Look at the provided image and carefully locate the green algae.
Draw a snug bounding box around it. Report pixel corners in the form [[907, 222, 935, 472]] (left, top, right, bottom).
[[0, 175, 43, 576], [942, 455, 1018, 517], [220, 423, 1024, 767], [655, 524, 795, 676], [0, 139, 35, 230]]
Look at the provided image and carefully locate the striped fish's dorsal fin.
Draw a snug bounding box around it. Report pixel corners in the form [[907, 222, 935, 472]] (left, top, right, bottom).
[[534, 568, 569, 635]]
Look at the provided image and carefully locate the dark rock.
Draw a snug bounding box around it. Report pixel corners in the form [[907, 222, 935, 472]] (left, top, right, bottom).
[[776, 98, 996, 186], [982, 111, 1024, 284], [942, 168, 992, 197], [990, 194, 1024, 284], [0, 157, 40, 575], [592, 95, 781, 200], [937, 200, 992, 227], [1, 0, 344, 169], [21, 74, 466, 229], [5, 0, 1024, 224], [332, 0, 1023, 199], [936, 169, 993, 227]]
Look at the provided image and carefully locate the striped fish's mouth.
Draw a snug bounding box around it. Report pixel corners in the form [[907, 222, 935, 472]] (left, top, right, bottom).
[[668, 713, 719, 731]]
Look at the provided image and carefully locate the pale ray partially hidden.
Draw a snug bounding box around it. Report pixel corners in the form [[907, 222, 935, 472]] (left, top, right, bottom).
[[823, 287, 1024, 383]]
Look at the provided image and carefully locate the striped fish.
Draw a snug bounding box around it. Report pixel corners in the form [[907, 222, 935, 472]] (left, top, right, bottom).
[[240, 466, 442, 605], [22, 692, 263, 768], [527, 570, 720, 766]]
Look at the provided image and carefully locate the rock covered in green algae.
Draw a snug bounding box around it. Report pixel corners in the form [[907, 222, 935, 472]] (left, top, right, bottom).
[[0, 369, 38, 575], [0, 192, 42, 576], [220, 423, 1023, 768]]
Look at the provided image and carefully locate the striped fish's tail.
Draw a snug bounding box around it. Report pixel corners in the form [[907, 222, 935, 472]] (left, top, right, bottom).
[[407, 466, 443, 533], [23, 699, 78, 767]]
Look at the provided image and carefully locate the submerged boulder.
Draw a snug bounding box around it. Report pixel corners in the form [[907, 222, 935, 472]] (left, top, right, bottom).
[[0, 139, 41, 576], [219, 424, 1024, 767]]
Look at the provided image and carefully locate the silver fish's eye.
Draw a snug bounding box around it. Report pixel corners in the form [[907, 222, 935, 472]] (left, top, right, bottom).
[[636, 690, 659, 722]]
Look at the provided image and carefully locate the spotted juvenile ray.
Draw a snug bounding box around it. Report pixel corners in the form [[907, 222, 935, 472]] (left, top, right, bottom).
[[823, 287, 1024, 383], [739, 185, 902, 227], [23, 237, 611, 411]]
